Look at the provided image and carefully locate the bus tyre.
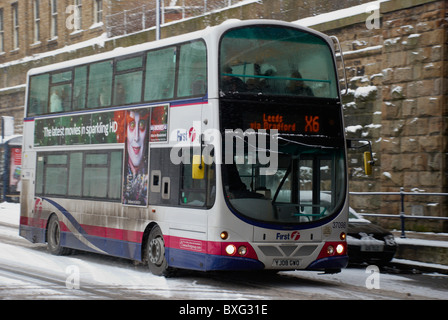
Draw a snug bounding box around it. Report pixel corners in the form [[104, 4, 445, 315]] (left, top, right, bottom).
[[47, 215, 70, 256], [146, 225, 170, 276]]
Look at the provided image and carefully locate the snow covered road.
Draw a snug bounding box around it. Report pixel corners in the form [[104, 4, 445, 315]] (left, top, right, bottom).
[[0, 202, 447, 300]]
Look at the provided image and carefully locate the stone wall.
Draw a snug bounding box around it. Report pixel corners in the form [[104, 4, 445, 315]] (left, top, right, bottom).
[[380, 1, 447, 230], [0, 85, 24, 133], [323, 0, 447, 231]]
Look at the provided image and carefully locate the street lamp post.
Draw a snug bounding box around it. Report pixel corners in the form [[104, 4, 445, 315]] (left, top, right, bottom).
[[156, 0, 161, 40]]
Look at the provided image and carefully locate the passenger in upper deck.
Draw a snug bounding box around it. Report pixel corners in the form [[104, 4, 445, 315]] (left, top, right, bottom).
[[258, 64, 279, 94], [50, 88, 63, 113], [221, 65, 246, 93], [115, 82, 126, 105], [287, 71, 314, 97]]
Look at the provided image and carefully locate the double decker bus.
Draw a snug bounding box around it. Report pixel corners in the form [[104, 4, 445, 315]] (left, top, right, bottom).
[[20, 20, 351, 275]]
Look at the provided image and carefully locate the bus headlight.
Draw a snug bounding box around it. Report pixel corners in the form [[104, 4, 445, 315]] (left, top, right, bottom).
[[225, 244, 236, 255], [336, 244, 344, 254], [317, 242, 347, 260], [221, 242, 258, 260]]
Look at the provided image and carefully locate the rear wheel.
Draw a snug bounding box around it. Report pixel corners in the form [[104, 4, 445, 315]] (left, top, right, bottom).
[[47, 214, 70, 255], [145, 225, 172, 276]]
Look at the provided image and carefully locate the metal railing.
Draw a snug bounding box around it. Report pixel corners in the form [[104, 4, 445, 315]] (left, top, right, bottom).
[[105, 1, 244, 37], [350, 187, 448, 238]]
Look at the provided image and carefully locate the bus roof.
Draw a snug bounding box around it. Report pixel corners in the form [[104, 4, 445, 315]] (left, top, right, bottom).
[[26, 19, 332, 78]]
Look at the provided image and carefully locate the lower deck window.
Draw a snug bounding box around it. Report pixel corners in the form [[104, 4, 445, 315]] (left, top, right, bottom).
[[180, 150, 215, 207], [36, 150, 122, 201]]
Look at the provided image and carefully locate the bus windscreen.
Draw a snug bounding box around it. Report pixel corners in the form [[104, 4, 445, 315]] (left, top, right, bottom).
[[220, 26, 338, 99]]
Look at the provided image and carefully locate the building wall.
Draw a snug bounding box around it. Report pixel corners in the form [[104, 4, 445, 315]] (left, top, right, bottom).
[[325, 0, 447, 231], [0, 0, 107, 63], [0, 0, 374, 63]]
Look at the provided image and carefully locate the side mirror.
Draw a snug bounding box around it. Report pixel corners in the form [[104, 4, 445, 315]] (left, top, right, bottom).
[[192, 155, 205, 180], [363, 151, 373, 175], [347, 138, 375, 176]]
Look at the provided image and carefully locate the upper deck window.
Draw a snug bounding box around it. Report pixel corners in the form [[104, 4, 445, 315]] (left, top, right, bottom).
[[144, 47, 176, 102], [28, 74, 50, 116], [88, 60, 113, 108], [219, 26, 338, 99], [177, 41, 207, 98], [27, 40, 207, 117]]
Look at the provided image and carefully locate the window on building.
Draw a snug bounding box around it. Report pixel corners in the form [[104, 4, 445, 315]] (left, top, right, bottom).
[[0, 9, 4, 52], [33, 0, 40, 43], [50, 0, 58, 39], [94, 0, 103, 24], [12, 3, 19, 49]]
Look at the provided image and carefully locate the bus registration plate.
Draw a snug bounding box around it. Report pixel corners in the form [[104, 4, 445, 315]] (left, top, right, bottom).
[[272, 259, 300, 268]]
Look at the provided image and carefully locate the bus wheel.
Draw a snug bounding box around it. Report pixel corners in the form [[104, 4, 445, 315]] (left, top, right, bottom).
[[47, 214, 70, 255], [146, 225, 170, 276]]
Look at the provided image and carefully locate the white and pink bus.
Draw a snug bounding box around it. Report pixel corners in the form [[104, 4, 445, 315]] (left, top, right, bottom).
[[20, 20, 351, 276]]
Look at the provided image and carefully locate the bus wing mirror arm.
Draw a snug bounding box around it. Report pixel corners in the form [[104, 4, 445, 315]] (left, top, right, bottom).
[[330, 36, 348, 96], [346, 138, 375, 175]]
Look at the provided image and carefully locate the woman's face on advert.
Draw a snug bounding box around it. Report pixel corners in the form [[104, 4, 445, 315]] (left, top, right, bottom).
[[127, 111, 147, 169]]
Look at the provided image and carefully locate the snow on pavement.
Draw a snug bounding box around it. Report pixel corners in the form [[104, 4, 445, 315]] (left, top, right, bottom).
[[1, 202, 448, 300]]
